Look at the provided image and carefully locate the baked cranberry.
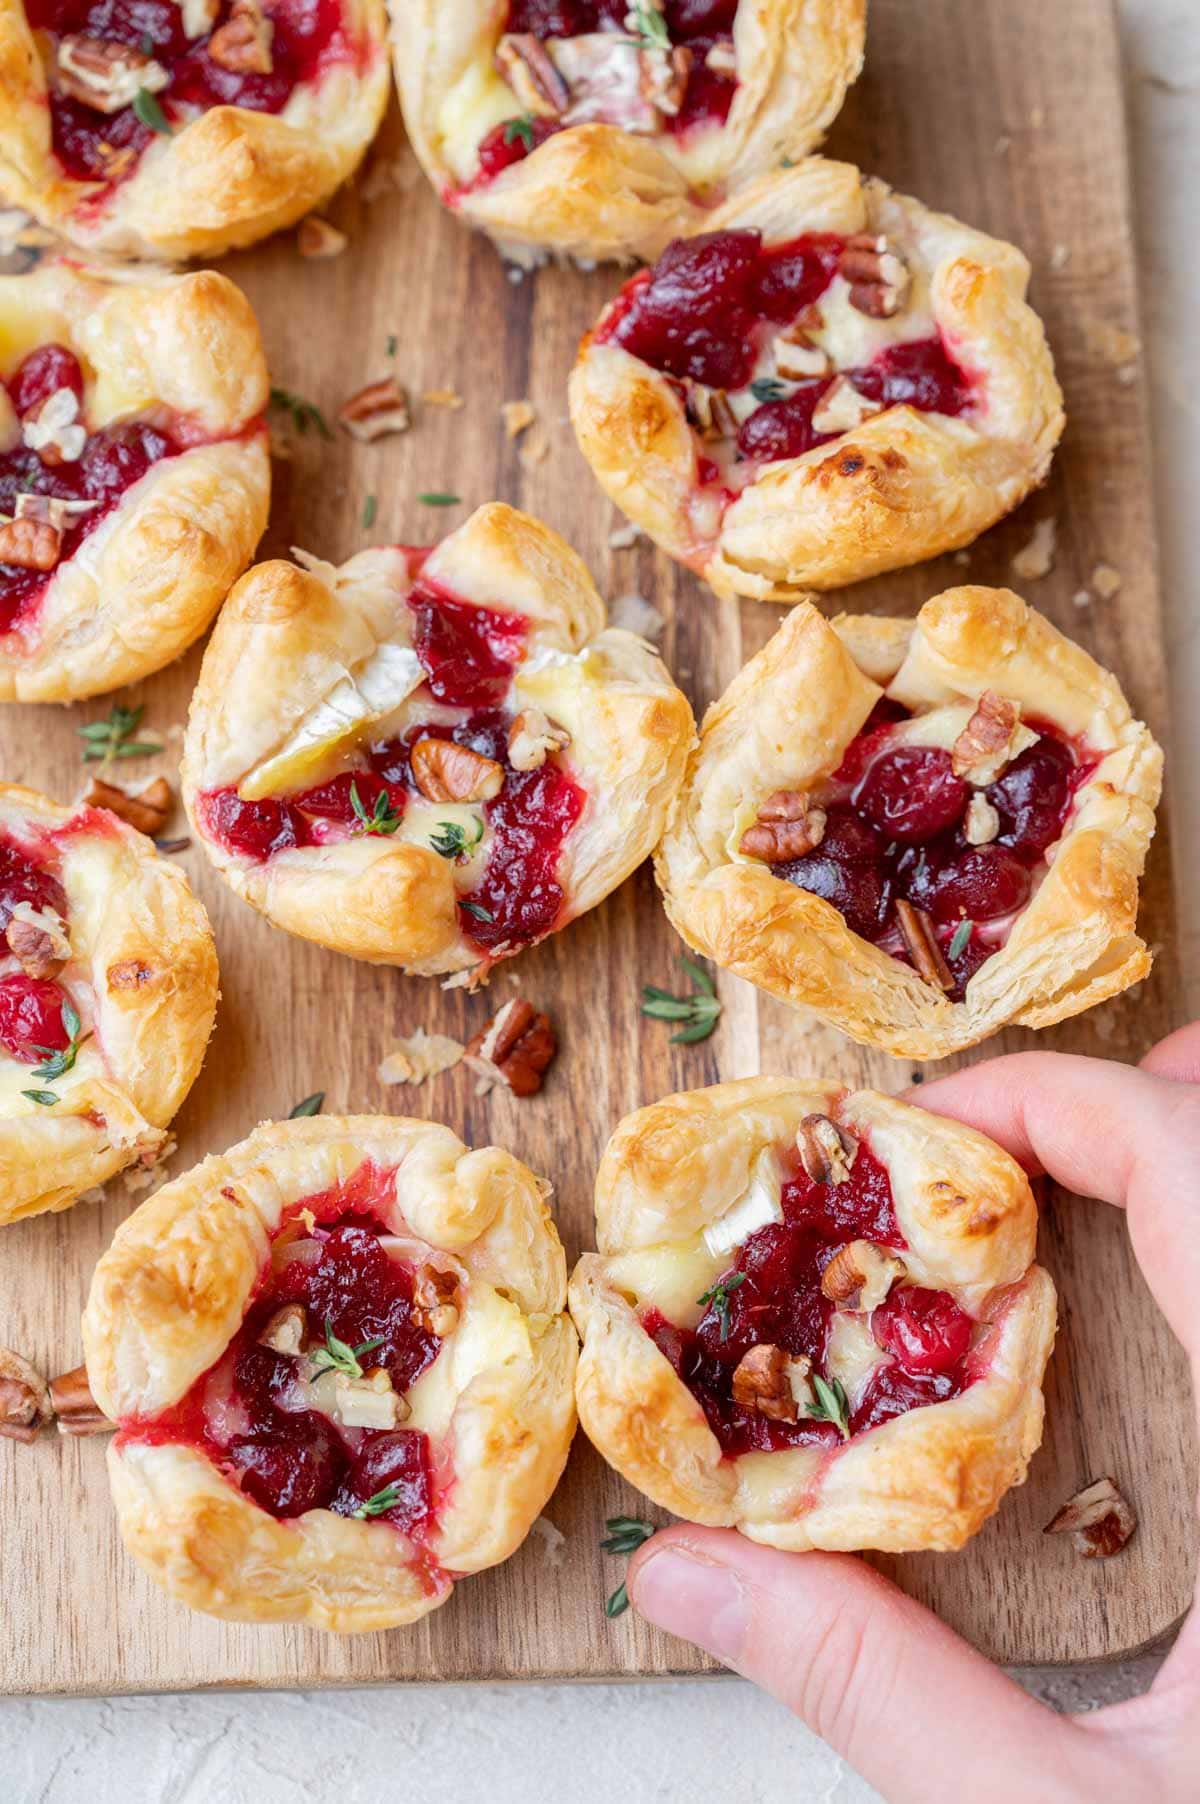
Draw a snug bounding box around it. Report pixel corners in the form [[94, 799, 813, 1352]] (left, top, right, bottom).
[[851, 338, 970, 417], [873, 1287, 974, 1375], [0, 974, 71, 1064], [8, 344, 84, 416], [284, 1223, 440, 1394], [227, 1413, 347, 1517], [609, 230, 763, 390], [201, 787, 299, 861], [776, 806, 889, 941], [462, 753, 585, 950], [474, 115, 560, 184], [292, 770, 403, 831], [753, 235, 843, 323], [829, 697, 911, 784], [0, 838, 66, 931], [669, 52, 738, 135], [851, 1361, 962, 1433], [906, 844, 1032, 925], [408, 584, 528, 709], [736, 383, 834, 463], [853, 746, 968, 844], [332, 1429, 433, 1531], [781, 1144, 903, 1248], [987, 736, 1076, 859], [664, 0, 738, 32], [78, 424, 169, 503]]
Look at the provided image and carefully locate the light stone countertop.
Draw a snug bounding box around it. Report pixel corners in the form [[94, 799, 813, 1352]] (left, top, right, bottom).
[[4, 3, 1196, 1797]]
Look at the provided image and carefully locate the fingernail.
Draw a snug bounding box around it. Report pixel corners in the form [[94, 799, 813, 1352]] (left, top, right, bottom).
[[630, 1545, 749, 1663]]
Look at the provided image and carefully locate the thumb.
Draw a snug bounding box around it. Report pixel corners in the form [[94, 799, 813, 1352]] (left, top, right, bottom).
[[628, 1527, 1111, 1803]]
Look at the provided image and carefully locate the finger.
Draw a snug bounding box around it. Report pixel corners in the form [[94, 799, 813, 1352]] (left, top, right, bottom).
[[1139, 1020, 1200, 1084], [629, 1527, 1107, 1804]]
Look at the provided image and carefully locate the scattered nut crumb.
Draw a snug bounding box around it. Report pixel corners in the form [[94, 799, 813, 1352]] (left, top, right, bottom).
[[377, 1028, 465, 1086], [952, 548, 971, 567], [609, 592, 665, 642], [1044, 1476, 1137, 1558], [297, 216, 347, 259], [1084, 320, 1141, 367], [519, 426, 551, 468], [608, 521, 644, 550], [502, 399, 536, 439], [1049, 243, 1071, 272], [423, 388, 464, 410], [1116, 363, 1139, 386], [1090, 562, 1121, 599], [993, 134, 1012, 156], [1072, 588, 1091, 609], [1011, 515, 1057, 581], [529, 1515, 567, 1566]]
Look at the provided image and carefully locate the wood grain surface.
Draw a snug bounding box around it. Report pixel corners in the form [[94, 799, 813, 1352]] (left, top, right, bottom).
[[1, 0, 1196, 1695]]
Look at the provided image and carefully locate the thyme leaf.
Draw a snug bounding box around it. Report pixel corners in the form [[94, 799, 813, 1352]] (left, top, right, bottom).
[[504, 115, 535, 150], [308, 1316, 385, 1380], [429, 818, 484, 861], [641, 956, 721, 1043], [750, 377, 787, 403], [460, 898, 495, 923], [624, 2, 670, 52], [697, 1271, 747, 1343], [806, 1372, 850, 1441], [353, 1483, 402, 1519], [133, 88, 172, 135], [77, 704, 162, 764], [418, 492, 461, 507], [22, 1089, 59, 1107], [601, 1514, 655, 1617], [362, 493, 378, 530], [948, 918, 974, 961], [289, 1092, 325, 1118], [269, 385, 332, 440], [350, 781, 401, 837], [31, 1000, 90, 1083]]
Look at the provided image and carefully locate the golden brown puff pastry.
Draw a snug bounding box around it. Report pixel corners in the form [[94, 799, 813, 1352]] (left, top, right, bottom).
[[392, 0, 865, 268], [181, 502, 696, 979], [0, 0, 388, 259], [655, 588, 1162, 1060], [83, 1114, 578, 1631], [0, 782, 218, 1226], [0, 258, 269, 702], [569, 157, 1064, 598], [570, 1076, 1056, 1552]]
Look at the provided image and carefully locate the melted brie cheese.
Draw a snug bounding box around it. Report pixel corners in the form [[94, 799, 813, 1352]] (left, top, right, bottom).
[[703, 1148, 784, 1257], [405, 1281, 532, 1440], [239, 643, 424, 800], [604, 1234, 726, 1328]]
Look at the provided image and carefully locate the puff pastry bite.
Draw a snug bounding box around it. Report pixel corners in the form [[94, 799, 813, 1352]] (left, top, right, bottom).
[[393, 0, 865, 267], [570, 157, 1064, 597], [0, 258, 269, 702], [0, 0, 388, 258], [83, 1115, 578, 1630], [181, 503, 695, 977], [656, 588, 1161, 1059], [0, 782, 217, 1226], [570, 1077, 1057, 1551]]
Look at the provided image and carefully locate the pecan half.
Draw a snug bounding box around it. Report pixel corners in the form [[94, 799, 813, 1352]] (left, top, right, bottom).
[[48, 1364, 112, 1436], [507, 708, 570, 773], [797, 1113, 857, 1185], [411, 1264, 462, 1338], [337, 376, 411, 442], [685, 382, 738, 440], [85, 774, 172, 837], [495, 32, 570, 115], [465, 996, 557, 1097], [739, 790, 827, 863], [412, 737, 503, 805], [208, 0, 273, 74], [258, 1303, 307, 1356], [731, 1344, 797, 1421], [1044, 1476, 1137, 1558], [0, 516, 60, 572], [895, 899, 954, 992], [297, 216, 347, 259], [821, 1240, 906, 1310], [811, 375, 883, 436], [964, 793, 1000, 846], [839, 232, 911, 318], [6, 905, 68, 980], [951, 691, 1021, 782], [0, 1348, 52, 1443], [57, 35, 169, 111]]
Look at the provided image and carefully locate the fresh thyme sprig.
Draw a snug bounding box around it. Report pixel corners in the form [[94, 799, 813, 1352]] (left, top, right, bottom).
[[350, 781, 401, 837], [750, 376, 787, 403], [353, 1483, 402, 1520], [21, 1088, 59, 1108], [601, 1515, 655, 1617], [641, 956, 721, 1044], [77, 704, 162, 765], [697, 1271, 747, 1343], [418, 492, 461, 507], [624, 2, 670, 52], [133, 88, 172, 135], [429, 818, 484, 862], [309, 1316, 385, 1380], [362, 493, 378, 530], [269, 385, 332, 440], [947, 918, 974, 961], [504, 115, 535, 150], [30, 999, 90, 1086], [806, 1372, 850, 1441], [460, 898, 495, 923], [289, 1092, 325, 1119]]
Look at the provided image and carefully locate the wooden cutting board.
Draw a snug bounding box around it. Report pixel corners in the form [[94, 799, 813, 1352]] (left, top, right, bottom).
[[1, 0, 1194, 1696]]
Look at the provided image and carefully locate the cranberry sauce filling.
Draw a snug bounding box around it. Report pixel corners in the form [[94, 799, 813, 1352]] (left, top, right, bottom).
[[772, 698, 1087, 998], [26, 0, 354, 187], [597, 229, 970, 472], [406, 580, 528, 709], [0, 973, 73, 1063], [646, 1144, 975, 1456], [123, 1176, 441, 1531], [0, 344, 179, 631], [476, 0, 738, 184]]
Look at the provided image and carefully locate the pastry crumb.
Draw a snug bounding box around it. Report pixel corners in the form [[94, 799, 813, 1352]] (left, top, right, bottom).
[[1085, 319, 1141, 367], [1090, 562, 1122, 599], [529, 1515, 567, 1566], [609, 592, 665, 642], [1072, 588, 1091, 609], [423, 388, 465, 410], [608, 521, 644, 550], [1010, 515, 1057, 581], [296, 216, 347, 260], [378, 1029, 465, 1086], [122, 1136, 177, 1196], [502, 399, 536, 439], [1049, 243, 1071, 272], [952, 548, 972, 567], [518, 425, 551, 467], [993, 134, 1012, 156]]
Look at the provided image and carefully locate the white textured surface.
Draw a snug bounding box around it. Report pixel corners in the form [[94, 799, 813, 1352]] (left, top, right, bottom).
[[3, 2, 1196, 1796]]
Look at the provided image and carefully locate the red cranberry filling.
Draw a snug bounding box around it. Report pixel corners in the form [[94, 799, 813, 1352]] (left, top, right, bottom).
[[0, 835, 67, 939], [0, 974, 72, 1064], [772, 707, 1087, 998], [26, 0, 355, 188], [406, 582, 527, 709], [645, 1143, 976, 1456], [123, 1188, 441, 1532], [0, 344, 179, 631]]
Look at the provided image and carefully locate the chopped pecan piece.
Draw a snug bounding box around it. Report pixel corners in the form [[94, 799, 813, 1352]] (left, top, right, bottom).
[[21, 387, 86, 466], [811, 375, 883, 436], [48, 1364, 112, 1436], [704, 37, 737, 75], [297, 216, 347, 259], [495, 32, 570, 114], [1044, 1476, 1137, 1558], [181, 0, 219, 37], [6, 904, 69, 979], [685, 382, 738, 440], [332, 1367, 407, 1429], [797, 1113, 857, 1185], [258, 1303, 306, 1356], [0, 516, 61, 572], [465, 996, 558, 1097], [507, 708, 570, 773], [641, 43, 692, 116], [895, 899, 954, 992], [57, 35, 169, 111], [951, 691, 1021, 782], [411, 737, 504, 804], [0, 1348, 52, 1443], [731, 1344, 797, 1421], [411, 1264, 462, 1338], [839, 232, 911, 317], [821, 1240, 906, 1310], [208, 0, 273, 74], [964, 793, 1000, 846], [15, 491, 100, 533], [337, 376, 411, 442], [85, 774, 172, 837], [775, 324, 831, 381], [739, 790, 827, 863]]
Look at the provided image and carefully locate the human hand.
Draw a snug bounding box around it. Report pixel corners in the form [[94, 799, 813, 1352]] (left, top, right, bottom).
[[626, 1024, 1200, 1803]]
